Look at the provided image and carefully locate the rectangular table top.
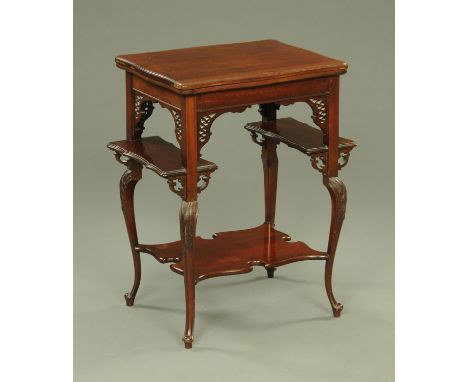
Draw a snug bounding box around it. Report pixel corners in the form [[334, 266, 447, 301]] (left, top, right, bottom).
[[116, 40, 347, 93]]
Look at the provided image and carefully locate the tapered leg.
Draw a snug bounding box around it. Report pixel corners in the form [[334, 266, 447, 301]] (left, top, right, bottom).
[[258, 103, 279, 278], [119, 160, 143, 306], [262, 140, 279, 225], [323, 176, 347, 317], [262, 140, 279, 279]]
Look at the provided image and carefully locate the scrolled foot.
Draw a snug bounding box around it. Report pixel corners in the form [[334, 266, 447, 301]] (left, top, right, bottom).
[[183, 335, 194, 349], [124, 292, 135, 307], [332, 303, 344, 317], [266, 267, 276, 278]]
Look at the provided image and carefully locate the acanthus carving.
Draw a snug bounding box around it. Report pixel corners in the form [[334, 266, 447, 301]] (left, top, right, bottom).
[[134, 94, 155, 139], [324, 177, 347, 256], [119, 159, 142, 212], [179, 201, 198, 251], [327, 177, 347, 226]]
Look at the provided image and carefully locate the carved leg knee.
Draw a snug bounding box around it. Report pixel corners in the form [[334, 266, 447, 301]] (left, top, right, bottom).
[[323, 177, 347, 317]]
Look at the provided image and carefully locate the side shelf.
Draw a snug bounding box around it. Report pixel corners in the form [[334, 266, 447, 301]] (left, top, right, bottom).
[[107, 136, 217, 177], [244, 117, 356, 155]]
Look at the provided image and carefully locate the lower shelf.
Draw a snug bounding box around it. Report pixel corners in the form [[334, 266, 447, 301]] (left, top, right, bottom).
[[137, 224, 328, 283]]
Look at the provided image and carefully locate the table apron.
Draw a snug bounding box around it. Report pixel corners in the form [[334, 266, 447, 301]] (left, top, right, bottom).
[[196, 77, 330, 112]]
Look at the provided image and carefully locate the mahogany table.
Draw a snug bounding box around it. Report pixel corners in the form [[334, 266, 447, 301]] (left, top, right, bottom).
[[108, 40, 356, 349]]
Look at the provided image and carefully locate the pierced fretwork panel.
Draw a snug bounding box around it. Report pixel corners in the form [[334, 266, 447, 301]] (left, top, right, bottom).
[[166, 173, 214, 200], [304, 96, 327, 128], [198, 113, 218, 150], [197, 106, 251, 154], [133, 94, 155, 139], [309, 149, 353, 175], [159, 104, 182, 145]]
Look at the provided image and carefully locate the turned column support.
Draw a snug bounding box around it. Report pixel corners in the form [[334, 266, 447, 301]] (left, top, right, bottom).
[[258, 103, 280, 278]]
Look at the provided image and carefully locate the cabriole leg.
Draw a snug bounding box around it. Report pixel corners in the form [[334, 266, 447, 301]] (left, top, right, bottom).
[[119, 159, 143, 306], [180, 201, 198, 348], [323, 176, 347, 317]]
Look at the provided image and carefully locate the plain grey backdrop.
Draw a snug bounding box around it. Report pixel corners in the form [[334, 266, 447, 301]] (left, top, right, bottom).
[[74, 0, 394, 381]]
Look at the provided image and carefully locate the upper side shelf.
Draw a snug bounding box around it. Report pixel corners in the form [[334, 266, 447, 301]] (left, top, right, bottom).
[[244, 117, 356, 155], [107, 136, 218, 177]]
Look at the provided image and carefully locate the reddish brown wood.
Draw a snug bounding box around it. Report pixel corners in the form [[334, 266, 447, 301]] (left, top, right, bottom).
[[245, 117, 356, 156], [133, 76, 183, 109], [258, 104, 279, 226], [125, 72, 135, 140], [179, 96, 199, 349], [179, 201, 197, 349], [160, 225, 326, 282], [116, 40, 347, 94], [322, 77, 344, 316], [325, 77, 340, 175], [324, 177, 346, 317], [196, 77, 329, 112], [108, 136, 216, 178], [258, 103, 280, 278], [119, 160, 142, 306], [109, 40, 353, 348], [261, 140, 278, 226]]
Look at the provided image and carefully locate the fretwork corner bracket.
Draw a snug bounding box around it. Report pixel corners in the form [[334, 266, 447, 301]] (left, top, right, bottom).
[[309, 148, 354, 175], [304, 96, 329, 143], [133, 94, 155, 139], [197, 106, 251, 155], [306, 96, 328, 128], [198, 113, 218, 151], [157, 103, 183, 146], [167, 173, 214, 199]]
